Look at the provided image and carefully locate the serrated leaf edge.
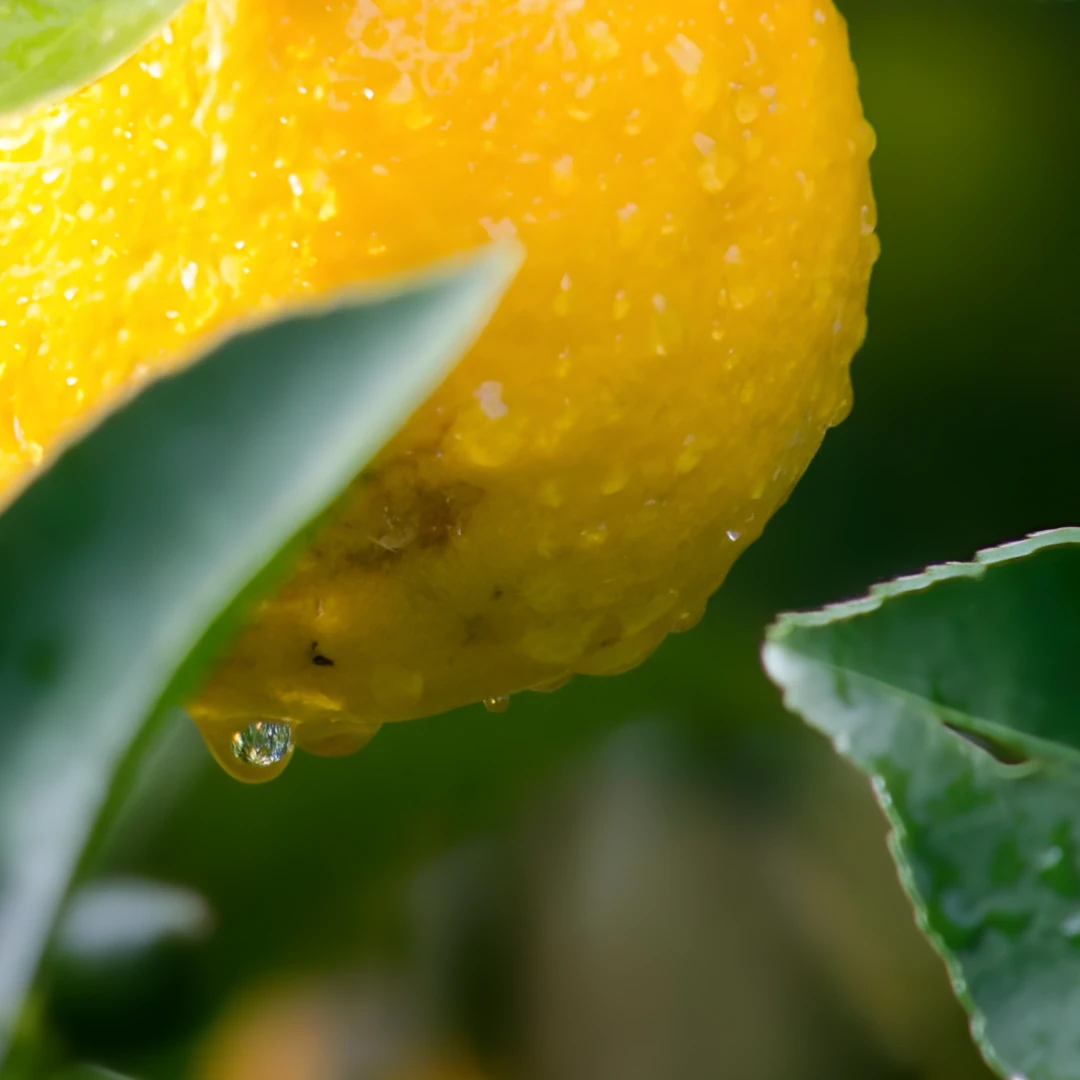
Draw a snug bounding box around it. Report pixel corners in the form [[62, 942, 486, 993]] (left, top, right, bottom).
[[767, 527, 1080, 641]]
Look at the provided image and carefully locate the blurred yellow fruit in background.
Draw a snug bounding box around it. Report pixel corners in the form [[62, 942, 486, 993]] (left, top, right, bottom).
[[196, 978, 492, 1080], [0, 0, 877, 777]]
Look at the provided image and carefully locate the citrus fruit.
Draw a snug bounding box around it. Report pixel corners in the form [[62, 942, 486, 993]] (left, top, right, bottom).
[[0, 0, 878, 778], [197, 978, 490, 1080]]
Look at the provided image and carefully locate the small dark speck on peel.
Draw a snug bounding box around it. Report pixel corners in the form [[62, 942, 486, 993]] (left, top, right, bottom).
[[310, 641, 335, 666]]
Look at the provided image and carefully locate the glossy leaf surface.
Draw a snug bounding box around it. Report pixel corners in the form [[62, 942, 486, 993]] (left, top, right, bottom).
[[764, 530, 1080, 1080], [0, 244, 520, 1061]]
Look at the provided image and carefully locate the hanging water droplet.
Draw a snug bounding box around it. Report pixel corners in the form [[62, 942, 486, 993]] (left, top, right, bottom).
[[484, 695, 511, 714], [196, 716, 296, 784], [231, 720, 293, 767]]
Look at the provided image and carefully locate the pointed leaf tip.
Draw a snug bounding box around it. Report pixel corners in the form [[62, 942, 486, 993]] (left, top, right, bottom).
[[0, 244, 519, 1062], [0, 0, 188, 118]]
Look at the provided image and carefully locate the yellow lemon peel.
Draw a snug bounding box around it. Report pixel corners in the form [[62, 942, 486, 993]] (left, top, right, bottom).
[[0, 0, 878, 775]]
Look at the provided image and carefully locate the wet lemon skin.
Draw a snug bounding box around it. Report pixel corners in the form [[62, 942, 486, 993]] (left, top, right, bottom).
[[0, 0, 877, 757]]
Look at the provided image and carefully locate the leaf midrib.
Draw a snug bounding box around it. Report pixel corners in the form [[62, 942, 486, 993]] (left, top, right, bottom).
[[767, 637, 1080, 772]]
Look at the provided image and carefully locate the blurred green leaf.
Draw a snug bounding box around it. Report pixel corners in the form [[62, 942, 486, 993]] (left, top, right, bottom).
[[763, 529, 1080, 1080], [47, 1067, 133, 1080], [0, 243, 521, 1065], [0, 0, 185, 117], [55, 878, 212, 964], [47, 878, 214, 1069]]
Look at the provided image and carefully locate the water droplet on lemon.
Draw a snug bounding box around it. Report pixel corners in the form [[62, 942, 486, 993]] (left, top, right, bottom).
[[200, 718, 295, 783]]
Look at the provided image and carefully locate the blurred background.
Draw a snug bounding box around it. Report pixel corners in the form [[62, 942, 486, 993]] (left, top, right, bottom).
[[34, 1, 1080, 1077]]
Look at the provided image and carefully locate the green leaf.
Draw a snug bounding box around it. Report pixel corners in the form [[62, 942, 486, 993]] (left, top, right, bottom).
[[54, 878, 213, 964], [46, 1067, 133, 1080], [0, 0, 186, 118], [0, 243, 521, 1064], [763, 529, 1080, 1080]]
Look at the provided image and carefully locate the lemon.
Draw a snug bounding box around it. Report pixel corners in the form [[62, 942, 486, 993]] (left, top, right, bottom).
[[0, 0, 877, 777]]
